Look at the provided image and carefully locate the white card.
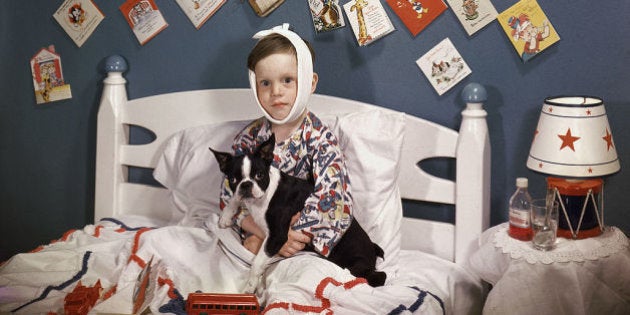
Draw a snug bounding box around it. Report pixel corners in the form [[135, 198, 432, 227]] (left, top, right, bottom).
[[416, 38, 472, 95]]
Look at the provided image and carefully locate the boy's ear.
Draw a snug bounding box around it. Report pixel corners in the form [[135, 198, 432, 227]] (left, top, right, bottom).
[[310, 72, 319, 94], [257, 135, 275, 162], [209, 148, 232, 173]]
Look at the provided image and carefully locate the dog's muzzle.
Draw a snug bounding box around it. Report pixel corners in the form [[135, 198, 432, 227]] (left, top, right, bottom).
[[237, 181, 254, 199]]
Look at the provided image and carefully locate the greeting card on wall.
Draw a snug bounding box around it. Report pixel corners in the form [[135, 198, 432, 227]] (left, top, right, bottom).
[[30, 46, 72, 104], [308, 0, 345, 33], [385, 0, 447, 37], [416, 38, 471, 96], [446, 0, 497, 36], [343, 0, 395, 46], [53, 0, 105, 47], [120, 0, 169, 45], [175, 0, 226, 29], [497, 0, 560, 62], [249, 0, 285, 17]]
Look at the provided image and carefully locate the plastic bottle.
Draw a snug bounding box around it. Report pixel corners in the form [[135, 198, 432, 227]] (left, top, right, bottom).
[[508, 177, 533, 241]]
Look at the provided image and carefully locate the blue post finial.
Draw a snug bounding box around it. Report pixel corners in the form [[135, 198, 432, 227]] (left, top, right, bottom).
[[104, 55, 128, 73], [461, 83, 487, 103]]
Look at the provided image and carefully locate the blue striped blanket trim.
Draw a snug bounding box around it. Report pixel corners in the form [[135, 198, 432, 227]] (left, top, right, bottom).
[[100, 217, 154, 231], [387, 286, 445, 315], [11, 251, 92, 312]]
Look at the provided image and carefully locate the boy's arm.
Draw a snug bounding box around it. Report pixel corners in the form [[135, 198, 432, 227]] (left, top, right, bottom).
[[296, 129, 353, 256], [241, 215, 266, 239]]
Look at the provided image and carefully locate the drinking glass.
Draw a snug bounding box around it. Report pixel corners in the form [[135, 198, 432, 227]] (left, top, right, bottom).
[[531, 198, 559, 251]]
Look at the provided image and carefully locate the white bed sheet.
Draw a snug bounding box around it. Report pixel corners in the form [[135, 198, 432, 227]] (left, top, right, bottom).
[[0, 215, 483, 314]]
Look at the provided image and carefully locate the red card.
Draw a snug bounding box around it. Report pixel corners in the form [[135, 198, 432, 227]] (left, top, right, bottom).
[[386, 0, 447, 36]]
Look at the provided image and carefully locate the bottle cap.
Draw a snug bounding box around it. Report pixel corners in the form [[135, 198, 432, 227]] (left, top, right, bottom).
[[516, 177, 528, 188]]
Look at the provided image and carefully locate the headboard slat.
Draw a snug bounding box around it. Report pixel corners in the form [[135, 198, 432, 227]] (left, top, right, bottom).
[[118, 183, 171, 222], [120, 143, 161, 169], [400, 218, 455, 260], [398, 115, 458, 203]]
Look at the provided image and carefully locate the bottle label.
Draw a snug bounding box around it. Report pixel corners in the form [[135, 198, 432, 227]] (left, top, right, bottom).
[[509, 208, 530, 228]]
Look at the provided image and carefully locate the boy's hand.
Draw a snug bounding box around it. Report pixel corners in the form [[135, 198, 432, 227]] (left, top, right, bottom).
[[278, 213, 312, 257], [244, 234, 263, 254]]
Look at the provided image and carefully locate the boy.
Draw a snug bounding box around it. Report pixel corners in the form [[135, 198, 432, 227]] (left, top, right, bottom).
[[219, 24, 354, 259]]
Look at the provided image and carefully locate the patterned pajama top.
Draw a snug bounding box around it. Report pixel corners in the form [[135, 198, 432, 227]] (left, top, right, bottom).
[[219, 111, 354, 256]]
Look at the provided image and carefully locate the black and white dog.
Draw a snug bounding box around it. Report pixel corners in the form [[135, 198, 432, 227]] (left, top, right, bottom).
[[210, 135, 386, 293]]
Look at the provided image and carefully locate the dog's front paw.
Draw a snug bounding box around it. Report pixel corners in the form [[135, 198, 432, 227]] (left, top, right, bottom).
[[243, 278, 258, 294], [218, 214, 233, 228]]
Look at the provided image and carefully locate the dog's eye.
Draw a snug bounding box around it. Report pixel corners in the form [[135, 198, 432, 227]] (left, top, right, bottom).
[[254, 172, 264, 180], [229, 177, 238, 185]]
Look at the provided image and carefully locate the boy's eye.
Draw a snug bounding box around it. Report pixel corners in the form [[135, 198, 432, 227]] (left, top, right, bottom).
[[283, 77, 294, 84], [259, 80, 270, 87]]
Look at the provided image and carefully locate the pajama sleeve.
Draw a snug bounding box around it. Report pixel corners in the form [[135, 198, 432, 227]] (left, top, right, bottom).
[[293, 128, 354, 257]]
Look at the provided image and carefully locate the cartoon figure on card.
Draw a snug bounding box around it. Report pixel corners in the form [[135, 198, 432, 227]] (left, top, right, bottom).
[[350, 0, 372, 45], [68, 3, 87, 28], [407, 1, 428, 18], [431, 57, 465, 84], [508, 13, 550, 62], [319, 0, 341, 29], [129, 1, 153, 25], [462, 0, 479, 20]]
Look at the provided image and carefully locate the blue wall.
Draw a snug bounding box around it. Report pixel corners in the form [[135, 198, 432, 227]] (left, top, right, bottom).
[[1, 0, 629, 260]]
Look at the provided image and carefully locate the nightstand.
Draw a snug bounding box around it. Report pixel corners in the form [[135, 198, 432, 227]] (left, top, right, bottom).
[[469, 223, 630, 315]]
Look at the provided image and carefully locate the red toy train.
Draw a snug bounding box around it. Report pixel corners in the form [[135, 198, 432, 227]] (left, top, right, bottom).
[[186, 292, 260, 315]]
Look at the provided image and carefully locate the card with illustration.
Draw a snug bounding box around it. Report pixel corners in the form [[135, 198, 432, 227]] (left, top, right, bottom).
[[249, 0, 285, 17], [446, 0, 498, 36], [120, 0, 169, 45], [385, 0, 448, 37], [343, 0, 396, 46], [175, 0, 226, 29], [497, 0, 560, 62], [30, 46, 72, 104], [416, 38, 471, 96], [53, 0, 105, 47], [308, 0, 345, 33]]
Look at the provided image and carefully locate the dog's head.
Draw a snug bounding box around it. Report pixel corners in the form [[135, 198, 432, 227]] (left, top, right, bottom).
[[210, 135, 276, 201]]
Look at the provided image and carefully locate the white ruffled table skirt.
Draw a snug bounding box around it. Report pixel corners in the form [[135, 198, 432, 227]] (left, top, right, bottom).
[[469, 223, 630, 315]]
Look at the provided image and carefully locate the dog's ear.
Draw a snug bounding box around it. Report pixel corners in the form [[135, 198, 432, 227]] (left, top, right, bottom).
[[209, 148, 232, 173], [256, 134, 276, 163]]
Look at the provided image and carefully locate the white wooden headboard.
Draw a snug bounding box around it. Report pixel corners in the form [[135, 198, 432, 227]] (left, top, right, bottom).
[[95, 55, 490, 265]]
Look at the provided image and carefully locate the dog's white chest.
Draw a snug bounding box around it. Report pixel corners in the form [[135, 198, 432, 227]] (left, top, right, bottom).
[[243, 167, 281, 235]]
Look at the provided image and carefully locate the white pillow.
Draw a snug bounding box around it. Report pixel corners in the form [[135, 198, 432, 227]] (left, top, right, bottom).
[[153, 120, 250, 226], [153, 110, 406, 275], [329, 110, 406, 276]]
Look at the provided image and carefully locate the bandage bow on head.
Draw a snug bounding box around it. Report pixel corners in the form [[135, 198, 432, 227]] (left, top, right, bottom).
[[249, 23, 313, 125]]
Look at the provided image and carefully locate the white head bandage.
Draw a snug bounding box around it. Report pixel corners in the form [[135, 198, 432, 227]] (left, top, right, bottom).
[[249, 23, 313, 125]]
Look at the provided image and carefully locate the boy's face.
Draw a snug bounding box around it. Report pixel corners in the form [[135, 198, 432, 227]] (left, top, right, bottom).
[[254, 52, 299, 122]]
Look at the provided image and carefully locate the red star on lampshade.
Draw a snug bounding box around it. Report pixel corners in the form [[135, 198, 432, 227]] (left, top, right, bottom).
[[603, 128, 614, 151], [558, 128, 581, 151]]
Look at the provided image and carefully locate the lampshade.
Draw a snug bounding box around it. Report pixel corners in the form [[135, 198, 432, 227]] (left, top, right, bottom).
[[527, 96, 620, 177]]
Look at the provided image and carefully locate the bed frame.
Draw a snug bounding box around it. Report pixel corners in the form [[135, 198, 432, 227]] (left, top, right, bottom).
[[94, 55, 490, 265]]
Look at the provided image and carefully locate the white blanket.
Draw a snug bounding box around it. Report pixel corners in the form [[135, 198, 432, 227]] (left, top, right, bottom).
[[0, 215, 482, 314]]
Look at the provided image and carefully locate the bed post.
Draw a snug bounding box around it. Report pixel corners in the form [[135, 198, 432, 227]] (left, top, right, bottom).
[[94, 55, 128, 222], [455, 83, 491, 264]]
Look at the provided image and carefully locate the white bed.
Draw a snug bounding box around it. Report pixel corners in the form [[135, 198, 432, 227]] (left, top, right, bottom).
[[0, 55, 491, 314]]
